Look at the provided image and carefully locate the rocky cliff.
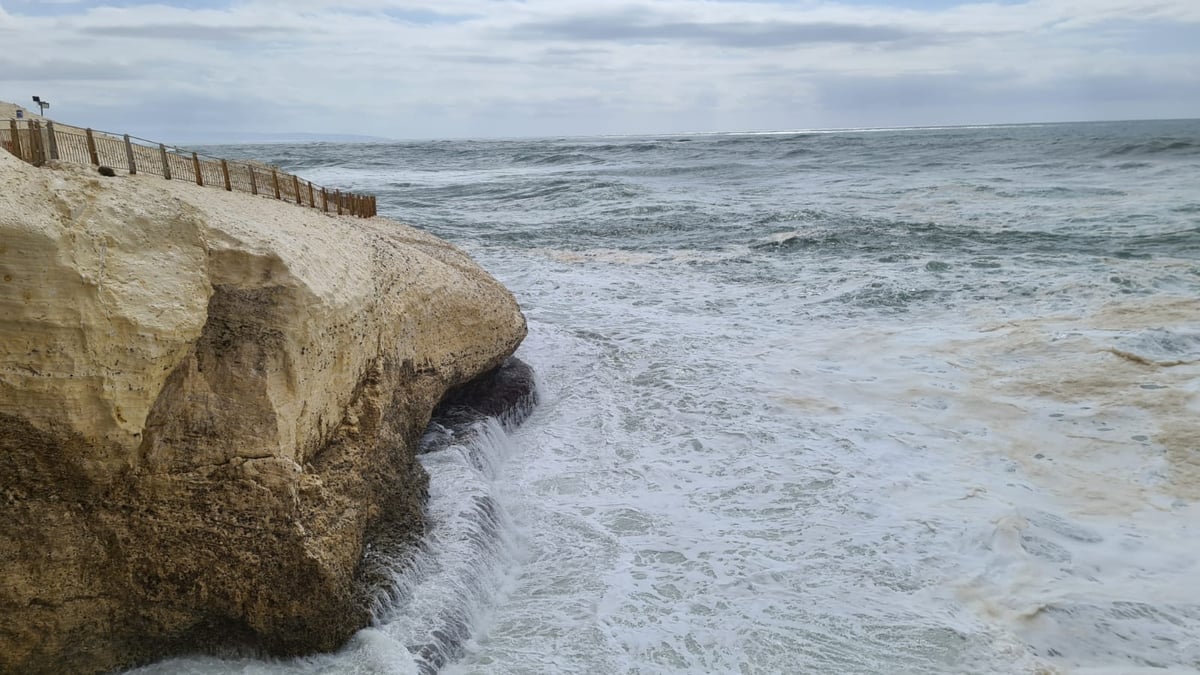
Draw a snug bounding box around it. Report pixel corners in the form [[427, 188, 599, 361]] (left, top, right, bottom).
[[0, 149, 527, 673]]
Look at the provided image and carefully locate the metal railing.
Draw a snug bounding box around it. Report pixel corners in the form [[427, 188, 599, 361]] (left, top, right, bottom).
[[1, 119, 376, 218]]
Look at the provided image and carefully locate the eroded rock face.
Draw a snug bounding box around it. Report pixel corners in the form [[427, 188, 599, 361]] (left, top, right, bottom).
[[418, 357, 539, 455], [0, 150, 527, 673]]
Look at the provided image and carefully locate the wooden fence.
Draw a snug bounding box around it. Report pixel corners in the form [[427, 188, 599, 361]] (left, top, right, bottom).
[[0, 119, 376, 218]]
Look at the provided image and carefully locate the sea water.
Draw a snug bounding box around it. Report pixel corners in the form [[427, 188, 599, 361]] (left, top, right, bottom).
[[133, 120, 1200, 674]]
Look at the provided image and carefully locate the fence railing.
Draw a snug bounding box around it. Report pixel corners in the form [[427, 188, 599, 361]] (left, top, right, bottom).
[[1, 119, 376, 218]]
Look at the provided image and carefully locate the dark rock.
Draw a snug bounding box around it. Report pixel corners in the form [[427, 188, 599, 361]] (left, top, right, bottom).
[[418, 357, 538, 454], [97, 166, 116, 177]]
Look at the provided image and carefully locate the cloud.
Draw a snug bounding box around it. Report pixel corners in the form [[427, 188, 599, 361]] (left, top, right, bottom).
[[80, 23, 297, 41], [0, 58, 143, 81], [798, 67, 1200, 128], [0, 0, 1196, 138], [511, 11, 935, 48]]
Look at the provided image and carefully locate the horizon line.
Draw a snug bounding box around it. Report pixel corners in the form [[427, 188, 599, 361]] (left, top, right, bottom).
[[188, 115, 1199, 145], [6, 102, 1197, 147]]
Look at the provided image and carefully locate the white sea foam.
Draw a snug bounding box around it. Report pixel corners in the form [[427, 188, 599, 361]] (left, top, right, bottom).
[[428, 241, 1199, 674]]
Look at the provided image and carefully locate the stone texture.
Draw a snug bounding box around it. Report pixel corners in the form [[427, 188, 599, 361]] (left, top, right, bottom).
[[0, 149, 527, 673]]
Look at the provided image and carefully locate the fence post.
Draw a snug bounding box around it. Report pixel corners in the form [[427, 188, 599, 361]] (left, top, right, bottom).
[[321, 187, 328, 212], [271, 170, 281, 199], [221, 160, 232, 191], [26, 121, 37, 165], [335, 190, 343, 215], [158, 145, 172, 180], [85, 129, 99, 165], [308, 182, 315, 209], [9, 120, 23, 162], [37, 121, 48, 165], [30, 121, 46, 166], [248, 166, 258, 195], [24, 121, 36, 164], [123, 134, 137, 174], [191, 152, 203, 186], [290, 174, 301, 205], [45, 121, 59, 160]]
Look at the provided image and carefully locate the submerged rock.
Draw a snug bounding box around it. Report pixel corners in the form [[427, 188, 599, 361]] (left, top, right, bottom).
[[0, 150, 527, 673]]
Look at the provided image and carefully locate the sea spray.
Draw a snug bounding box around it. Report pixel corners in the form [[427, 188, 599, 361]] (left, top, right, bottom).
[[364, 358, 540, 673], [375, 418, 527, 675]]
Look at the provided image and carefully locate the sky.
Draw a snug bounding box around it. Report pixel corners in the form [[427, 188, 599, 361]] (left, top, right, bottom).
[[0, 0, 1198, 140]]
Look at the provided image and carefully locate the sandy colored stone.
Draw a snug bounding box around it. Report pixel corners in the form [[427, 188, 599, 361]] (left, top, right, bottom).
[[1, 101, 31, 120], [2, 101, 101, 139], [0, 148, 527, 673]]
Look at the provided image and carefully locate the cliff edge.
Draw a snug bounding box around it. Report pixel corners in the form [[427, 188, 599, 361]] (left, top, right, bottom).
[[0, 149, 527, 672]]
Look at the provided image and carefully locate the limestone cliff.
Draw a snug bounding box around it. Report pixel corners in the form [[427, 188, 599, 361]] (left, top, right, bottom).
[[0, 149, 527, 673]]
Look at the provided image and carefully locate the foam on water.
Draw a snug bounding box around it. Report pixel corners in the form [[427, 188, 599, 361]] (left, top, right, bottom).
[[435, 243, 1198, 673], [372, 418, 527, 675], [151, 121, 1200, 674]]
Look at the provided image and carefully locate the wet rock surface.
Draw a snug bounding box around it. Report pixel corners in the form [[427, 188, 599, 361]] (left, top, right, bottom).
[[418, 357, 539, 454]]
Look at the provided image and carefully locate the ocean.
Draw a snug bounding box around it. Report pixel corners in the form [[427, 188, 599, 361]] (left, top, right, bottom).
[[133, 120, 1200, 674]]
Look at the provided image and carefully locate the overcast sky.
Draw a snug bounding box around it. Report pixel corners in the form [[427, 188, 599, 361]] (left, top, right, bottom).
[[1, 0, 1197, 140]]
